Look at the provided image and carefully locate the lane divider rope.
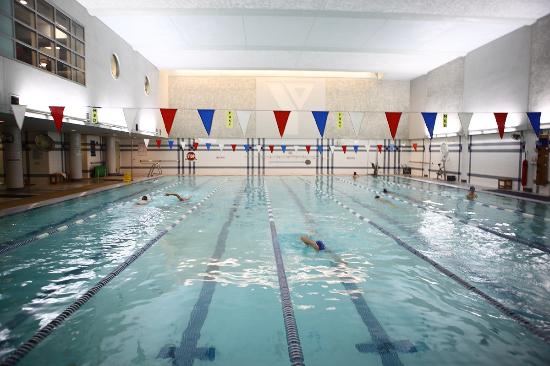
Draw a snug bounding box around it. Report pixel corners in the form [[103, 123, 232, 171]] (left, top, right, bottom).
[[264, 185, 305, 366], [301, 178, 550, 345], [0, 181, 226, 366]]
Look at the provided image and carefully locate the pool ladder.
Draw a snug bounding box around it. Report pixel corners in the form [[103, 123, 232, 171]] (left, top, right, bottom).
[[147, 162, 162, 177]]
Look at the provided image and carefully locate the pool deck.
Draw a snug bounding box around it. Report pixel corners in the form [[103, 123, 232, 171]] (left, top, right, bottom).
[[0, 177, 154, 218]]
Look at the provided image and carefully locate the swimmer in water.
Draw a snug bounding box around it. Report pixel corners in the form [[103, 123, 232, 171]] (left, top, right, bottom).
[[300, 235, 326, 251], [466, 186, 478, 200], [353, 171, 359, 180], [375, 193, 395, 206], [136, 195, 150, 205], [383, 188, 389, 194], [165, 193, 191, 202]]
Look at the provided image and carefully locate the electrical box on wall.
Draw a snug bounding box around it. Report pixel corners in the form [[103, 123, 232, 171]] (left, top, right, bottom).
[[535, 134, 549, 186], [11, 95, 19, 105]]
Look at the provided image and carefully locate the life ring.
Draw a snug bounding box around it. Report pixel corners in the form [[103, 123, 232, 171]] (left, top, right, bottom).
[[186, 151, 196, 161]]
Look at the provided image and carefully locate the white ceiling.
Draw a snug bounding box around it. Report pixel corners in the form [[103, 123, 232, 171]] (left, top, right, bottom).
[[76, 0, 550, 80]]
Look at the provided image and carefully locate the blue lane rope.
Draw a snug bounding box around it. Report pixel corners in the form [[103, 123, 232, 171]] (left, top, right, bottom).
[[301, 178, 550, 346], [264, 185, 305, 366], [337, 177, 549, 254], [0, 183, 225, 366], [0, 179, 191, 256]]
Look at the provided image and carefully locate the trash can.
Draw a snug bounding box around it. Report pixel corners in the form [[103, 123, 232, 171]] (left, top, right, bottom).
[[93, 165, 106, 178]]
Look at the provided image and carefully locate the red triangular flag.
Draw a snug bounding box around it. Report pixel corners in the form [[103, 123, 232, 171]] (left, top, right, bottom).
[[377, 144, 383, 153], [231, 144, 237, 151], [342, 145, 347, 154], [412, 143, 417, 151], [385, 112, 402, 140], [160, 108, 177, 136], [193, 142, 199, 150], [305, 145, 311, 154], [156, 139, 161, 148], [494, 113, 508, 139], [49, 106, 65, 133], [269, 145, 274, 153], [273, 111, 291, 137]]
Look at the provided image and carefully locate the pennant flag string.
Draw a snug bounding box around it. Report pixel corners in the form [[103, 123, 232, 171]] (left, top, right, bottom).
[[273, 111, 291, 137], [312, 111, 329, 137], [12, 105, 27, 130], [342, 145, 347, 154], [269, 145, 274, 153], [493, 113, 508, 139], [281, 144, 287, 153], [385, 112, 402, 140], [526, 112, 541, 137], [206, 142, 212, 151], [197, 109, 215, 136], [160, 108, 177, 135], [231, 144, 237, 152], [236, 110, 252, 136], [49, 106, 65, 133], [353, 145, 359, 154], [421, 112, 437, 139], [155, 139, 161, 148], [306, 145, 311, 154], [144, 138, 150, 148], [458, 112, 473, 136], [168, 140, 174, 150], [377, 144, 383, 153]]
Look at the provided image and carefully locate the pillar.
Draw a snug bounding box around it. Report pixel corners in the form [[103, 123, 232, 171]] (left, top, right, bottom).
[[69, 133, 82, 180], [106, 136, 117, 175], [3, 126, 24, 189]]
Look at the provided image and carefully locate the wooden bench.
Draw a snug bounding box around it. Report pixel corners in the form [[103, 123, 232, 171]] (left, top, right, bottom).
[[497, 178, 513, 190]]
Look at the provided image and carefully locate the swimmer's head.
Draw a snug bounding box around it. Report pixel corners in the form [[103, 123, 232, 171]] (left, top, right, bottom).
[[469, 186, 475, 192], [353, 171, 357, 175], [375, 195, 380, 199], [141, 195, 148, 201], [383, 188, 388, 193]]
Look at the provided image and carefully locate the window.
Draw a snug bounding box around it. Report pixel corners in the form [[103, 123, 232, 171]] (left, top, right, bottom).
[[111, 53, 120, 79], [11, 0, 85, 85], [145, 76, 151, 95]]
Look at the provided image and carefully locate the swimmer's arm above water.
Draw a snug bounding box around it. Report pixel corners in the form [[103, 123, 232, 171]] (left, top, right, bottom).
[[300, 235, 320, 251], [165, 193, 191, 202]]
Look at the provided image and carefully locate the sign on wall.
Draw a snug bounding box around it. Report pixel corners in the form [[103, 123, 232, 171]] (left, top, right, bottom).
[[443, 113, 448, 128], [226, 111, 234, 128], [337, 112, 344, 129], [91, 108, 98, 124]]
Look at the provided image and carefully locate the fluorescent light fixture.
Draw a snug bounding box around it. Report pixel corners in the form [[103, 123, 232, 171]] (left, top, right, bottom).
[[19, 0, 27, 5], [166, 69, 380, 79], [39, 62, 47, 68]]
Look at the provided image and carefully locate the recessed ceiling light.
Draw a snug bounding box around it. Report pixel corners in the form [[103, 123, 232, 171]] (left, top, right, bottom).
[[71, 129, 76, 131], [0, 120, 5, 123], [39, 62, 47, 68], [19, 0, 27, 5]]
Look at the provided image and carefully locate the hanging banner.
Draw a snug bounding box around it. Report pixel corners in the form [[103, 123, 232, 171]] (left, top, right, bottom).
[[312, 111, 328, 137], [342, 145, 347, 154], [269, 145, 274, 153], [206, 142, 212, 151], [144, 138, 150, 148], [349, 112, 364, 135], [317, 145, 323, 153], [526, 112, 541, 136], [458, 112, 473, 135], [443, 113, 448, 128], [494, 112, 508, 139], [11, 104, 27, 130], [236, 110, 252, 136], [273, 111, 291, 137], [377, 144, 383, 153], [385, 112, 402, 140], [231, 144, 237, 151], [160, 108, 177, 136], [193, 141, 199, 150], [156, 139, 162, 148], [306, 145, 311, 154], [281, 144, 287, 153], [421, 112, 437, 139], [412, 143, 418, 151], [336, 112, 344, 129], [168, 140, 174, 149], [226, 110, 234, 128], [218, 144, 224, 152], [353, 145, 359, 154], [49, 106, 65, 133], [123, 108, 139, 132], [197, 109, 215, 136], [329, 145, 335, 154]]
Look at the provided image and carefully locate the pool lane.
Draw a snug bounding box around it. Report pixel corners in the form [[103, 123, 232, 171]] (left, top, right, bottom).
[[0, 181, 225, 366]]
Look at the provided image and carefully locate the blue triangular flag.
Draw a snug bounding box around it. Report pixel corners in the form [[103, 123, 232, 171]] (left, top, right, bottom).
[[421, 112, 437, 139], [197, 109, 215, 136], [317, 145, 323, 153], [168, 140, 174, 149], [206, 142, 211, 151], [312, 111, 329, 137], [353, 145, 359, 153], [281, 144, 286, 153], [244, 144, 250, 152], [526, 112, 541, 136]]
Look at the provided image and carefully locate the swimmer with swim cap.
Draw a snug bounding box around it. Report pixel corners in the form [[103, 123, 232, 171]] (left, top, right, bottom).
[[165, 193, 191, 202], [300, 235, 326, 251], [466, 186, 478, 200], [136, 195, 150, 205]]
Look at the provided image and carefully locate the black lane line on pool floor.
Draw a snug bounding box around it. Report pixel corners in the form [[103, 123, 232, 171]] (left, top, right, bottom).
[[264, 185, 305, 366], [300, 178, 550, 345], [283, 180, 419, 366], [384, 176, 550, 222], [157, 187, 244, 365], [0, 182, 226, 366], [337, 177, 549, 255], [0, 178, 187, 256], [0, 179, 214, 349]]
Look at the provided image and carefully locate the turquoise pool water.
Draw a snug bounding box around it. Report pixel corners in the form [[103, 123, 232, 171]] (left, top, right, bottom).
[[0, 176, 548, 365]]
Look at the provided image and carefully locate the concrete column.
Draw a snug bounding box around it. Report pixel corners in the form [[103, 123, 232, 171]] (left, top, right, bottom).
[[3, 126, 24, 189], [69, 133, 82, 180], [106, 136, 117, 175]]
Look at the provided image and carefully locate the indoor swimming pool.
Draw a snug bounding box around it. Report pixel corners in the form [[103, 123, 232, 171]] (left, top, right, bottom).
[[0, 176, 549, 366]]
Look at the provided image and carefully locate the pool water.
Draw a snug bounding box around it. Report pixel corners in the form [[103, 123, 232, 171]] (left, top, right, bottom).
[[0, 176, 548, 366]]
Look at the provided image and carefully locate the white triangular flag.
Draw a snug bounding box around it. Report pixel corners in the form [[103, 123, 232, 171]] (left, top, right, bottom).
[[329, 145, 335, 154], [256, 144, 262, 152], [364, 144, 370, 152], [143, 138, 149, 148], [236, 110, 252, 137], [458, 113, 473, 136], [179, 140, 186, 150], [12, 105, 27, 130], [349, 112, 364, 135], [293, 145, 299, 153], [219, 144, 224, 152], [123, 108, 139, 132]]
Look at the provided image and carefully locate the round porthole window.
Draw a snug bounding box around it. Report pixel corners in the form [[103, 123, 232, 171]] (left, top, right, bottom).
[[110, 53, 120, 79], [145, 76, 151, 95]]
